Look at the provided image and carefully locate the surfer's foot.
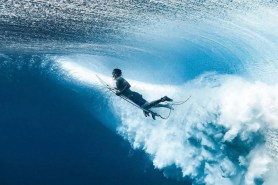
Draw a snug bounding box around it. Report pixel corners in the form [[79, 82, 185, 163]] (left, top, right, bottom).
[[164, 103, 174, 110], [161, 96, 173, 102], [151, 113, 156, 120]]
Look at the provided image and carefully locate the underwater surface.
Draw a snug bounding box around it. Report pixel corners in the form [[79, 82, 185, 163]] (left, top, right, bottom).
[[1, 1, 278, 185]]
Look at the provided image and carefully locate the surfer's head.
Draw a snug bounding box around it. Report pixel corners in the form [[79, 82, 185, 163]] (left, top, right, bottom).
[[112, 68, 122, 78]]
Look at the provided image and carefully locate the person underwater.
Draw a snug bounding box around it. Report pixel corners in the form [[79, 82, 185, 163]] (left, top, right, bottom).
[[112, 68, 173, 120]]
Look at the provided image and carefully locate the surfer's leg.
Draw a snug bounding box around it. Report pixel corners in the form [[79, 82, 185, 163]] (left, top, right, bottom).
[[142, 101, 157, 109], [153, 103, 174, 110], [145, 96, 173, 109], [161, 96, 173, 102]]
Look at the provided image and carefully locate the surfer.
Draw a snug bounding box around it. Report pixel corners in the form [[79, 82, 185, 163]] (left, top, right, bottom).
[[112, 68, 173, 120]]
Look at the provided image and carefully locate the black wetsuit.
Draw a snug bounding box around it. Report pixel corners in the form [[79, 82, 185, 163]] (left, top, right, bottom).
[[115, 77, 147, 107]]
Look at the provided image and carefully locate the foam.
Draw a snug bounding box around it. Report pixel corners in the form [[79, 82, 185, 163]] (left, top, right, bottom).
[[58, 58, 278, 185], [116, 73, 278, 185]]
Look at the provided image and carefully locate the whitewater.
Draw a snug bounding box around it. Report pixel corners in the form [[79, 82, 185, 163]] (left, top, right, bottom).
[[60, 59, 278, 185], [1, 1, 278, 185]]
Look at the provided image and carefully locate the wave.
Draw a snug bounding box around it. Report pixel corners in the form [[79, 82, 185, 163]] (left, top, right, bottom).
[[116, 73, 278, 185], [2, 1, 278, 185], [59, 59, 278, 185], [55, 3, 278, 183]]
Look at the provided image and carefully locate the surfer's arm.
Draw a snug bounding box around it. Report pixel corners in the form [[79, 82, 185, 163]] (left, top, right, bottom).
[[116, 82, 130, 95], [115, 77, 130, 95]]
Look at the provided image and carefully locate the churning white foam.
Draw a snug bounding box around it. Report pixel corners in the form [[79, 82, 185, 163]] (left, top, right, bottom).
[[58, 59, 278, 185], [114, 73, 278, 185]]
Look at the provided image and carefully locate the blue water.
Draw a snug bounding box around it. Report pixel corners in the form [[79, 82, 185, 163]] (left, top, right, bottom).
[[0, 55, 189, 185], [1, 1, 278, 185]]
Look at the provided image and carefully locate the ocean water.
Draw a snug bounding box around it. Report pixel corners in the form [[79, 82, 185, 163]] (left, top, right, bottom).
[[1, 1, 278, 185]]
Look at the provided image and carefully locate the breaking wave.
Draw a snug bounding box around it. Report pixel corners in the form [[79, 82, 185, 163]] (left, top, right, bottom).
[[116, 73, 278, 185], [2, 0, 278, 185]]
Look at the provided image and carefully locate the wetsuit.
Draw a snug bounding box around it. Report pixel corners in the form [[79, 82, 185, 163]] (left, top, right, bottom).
[[115, 77, 147, 107]]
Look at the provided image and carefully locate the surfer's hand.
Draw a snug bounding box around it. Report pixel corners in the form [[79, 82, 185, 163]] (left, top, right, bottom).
[[115, 91, 122, 96]]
